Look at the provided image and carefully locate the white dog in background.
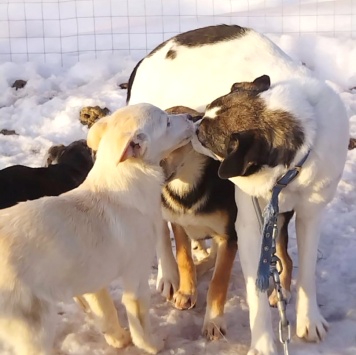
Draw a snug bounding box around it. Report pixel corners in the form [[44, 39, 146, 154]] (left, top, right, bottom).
[[0, 103, 193, 355], [126, 25, 350, 354]]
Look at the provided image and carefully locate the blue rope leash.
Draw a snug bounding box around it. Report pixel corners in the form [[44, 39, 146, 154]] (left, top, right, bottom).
[[256, 151, 311, 292]]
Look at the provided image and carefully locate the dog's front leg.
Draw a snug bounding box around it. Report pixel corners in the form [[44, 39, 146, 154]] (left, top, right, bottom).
[[235, 188, 277, 355], [202, 237, 237, 340], [171, 223, 197, 309], [295, 207, 328, 342], [269, 212, 294, 307], [122, 277, 164, 354], [156, 221, 179, 300], [76, 288, 131, 349]]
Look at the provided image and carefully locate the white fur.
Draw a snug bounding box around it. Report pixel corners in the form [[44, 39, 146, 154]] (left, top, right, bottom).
[[128, 26, 350, 354], [0, 103, 193, 355], [129, 30, 311, 112]]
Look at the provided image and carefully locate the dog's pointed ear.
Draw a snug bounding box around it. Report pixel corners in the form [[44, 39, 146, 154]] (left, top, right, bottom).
[[230, 75, 271, 94], [87, 119, 108, 151], [252, 75, 271, 93], [117, 132, 147, 164], [218, 130, 267, 179]]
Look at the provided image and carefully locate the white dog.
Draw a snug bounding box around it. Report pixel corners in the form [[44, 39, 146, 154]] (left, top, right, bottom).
[[192, 74, 349, 354], [0, 103, 193, 355], [126, 25, 350, 354]]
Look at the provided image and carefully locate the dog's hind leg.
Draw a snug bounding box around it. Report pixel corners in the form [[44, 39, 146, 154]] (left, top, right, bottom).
[[195, 239, 218, 279], [122, 277, 163, 354], [192, 239, 209, 260], [295, 207, 328, 342], [202, 237, 237, 340], [269, 211, 294, 307], [171, 223, 197, 310], [76, 288, 131, 349]]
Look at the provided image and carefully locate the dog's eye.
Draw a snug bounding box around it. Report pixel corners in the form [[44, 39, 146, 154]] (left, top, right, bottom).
[[167, 118, 171, 127]]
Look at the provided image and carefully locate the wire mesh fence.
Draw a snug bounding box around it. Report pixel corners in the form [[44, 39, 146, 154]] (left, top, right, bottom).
[[0, 0, 355, 65]]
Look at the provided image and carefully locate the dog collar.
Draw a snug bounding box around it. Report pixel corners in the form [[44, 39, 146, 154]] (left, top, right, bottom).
[[255, 150, 311, 292]]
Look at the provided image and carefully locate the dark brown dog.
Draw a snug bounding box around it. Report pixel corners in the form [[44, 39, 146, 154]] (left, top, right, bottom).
[[0, 139, 93, 209]]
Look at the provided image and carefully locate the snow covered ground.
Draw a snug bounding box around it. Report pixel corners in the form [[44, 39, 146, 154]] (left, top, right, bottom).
[[0, 1, 356, 355]]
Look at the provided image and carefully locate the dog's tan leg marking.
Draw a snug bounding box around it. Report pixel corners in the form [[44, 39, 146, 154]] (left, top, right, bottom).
[[195, 239, 218, 279], [269, 212, 294, 307], [203, 238, 237, 340], [172, 223, 197, 310], [122, 284, 163, 354], [74, 295, 90, 312], [79, 288, 131, 349]]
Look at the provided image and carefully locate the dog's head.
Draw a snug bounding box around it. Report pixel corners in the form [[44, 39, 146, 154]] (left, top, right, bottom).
[[87, 103, 194, 167], [192, 75, 305, 179], [160, 106, 204, 181], [44, 144, 66, 166], [44, 140, 93, 169]]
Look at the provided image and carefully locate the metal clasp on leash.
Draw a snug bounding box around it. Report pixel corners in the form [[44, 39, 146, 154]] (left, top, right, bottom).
[[270, 221, 291, 355], [273, 267, 291, 355]]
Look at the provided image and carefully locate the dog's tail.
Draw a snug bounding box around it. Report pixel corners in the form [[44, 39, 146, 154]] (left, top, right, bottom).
[[0, 281, 53, 354]]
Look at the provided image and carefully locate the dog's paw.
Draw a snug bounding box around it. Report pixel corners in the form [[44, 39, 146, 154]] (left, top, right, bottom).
[[137, 336, 164, 354], [202, 315, 227, 341], [247, 331, 277, 355], [191, 240, 209, 261], [296, 312, 329, 342], [104, 328, 131, 348], [247, 348, 277, 355], [268, 288, 291, 307], [173, 289, 197, 310], [156, 275, 177, 301], [156, 260, 179, 301]]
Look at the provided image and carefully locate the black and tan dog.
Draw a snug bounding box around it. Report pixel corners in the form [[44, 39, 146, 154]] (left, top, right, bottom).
[[0, 139, 93, 209], [158, 106, 237, 340], [156, 105, 294, 340]]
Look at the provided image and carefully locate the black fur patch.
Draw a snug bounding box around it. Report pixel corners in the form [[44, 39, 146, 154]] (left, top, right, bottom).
[[0, 140, 93, 210], [126, 58, 144, 104], [174, 24, 249, 47], [166, 49, 177, 59], [127, 25, 250, 103], [147, 25, 249, 59]]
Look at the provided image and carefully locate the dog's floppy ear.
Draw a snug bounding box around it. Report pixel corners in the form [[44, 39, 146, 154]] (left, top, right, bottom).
[[218, 130, 268, 179], [87, 119, 108, 151], [117, 132, 147, 164]]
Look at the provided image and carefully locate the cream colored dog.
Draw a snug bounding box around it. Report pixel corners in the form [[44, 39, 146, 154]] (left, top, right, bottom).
[[0, 103, 193, 355]]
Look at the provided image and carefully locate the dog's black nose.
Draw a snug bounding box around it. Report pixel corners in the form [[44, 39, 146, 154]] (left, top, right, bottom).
[[186, 114, 193, 121]]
